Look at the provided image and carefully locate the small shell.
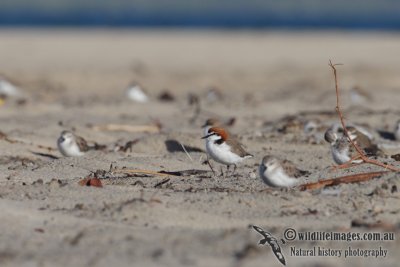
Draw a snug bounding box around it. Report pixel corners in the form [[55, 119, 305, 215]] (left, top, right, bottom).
[[78, 177, 103, 187], [89, 178, 103, 187]]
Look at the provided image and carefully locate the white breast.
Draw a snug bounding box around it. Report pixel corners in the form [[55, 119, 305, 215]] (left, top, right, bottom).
[[259, 166, 298, 188], [206, 140, 245, 165], [58, 141, 85, 157], [331, 145, 362, 164], [331, 148, 350, 165]]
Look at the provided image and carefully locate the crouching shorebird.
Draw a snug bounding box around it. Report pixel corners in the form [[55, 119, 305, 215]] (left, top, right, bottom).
[[202, 126, 253, 176], [259, 156, 309, 188], [324, 126, 378, 165], [57, 130, 90, 157]]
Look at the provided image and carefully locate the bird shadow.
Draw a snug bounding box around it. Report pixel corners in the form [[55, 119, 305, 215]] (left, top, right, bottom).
[[164, 139, 204, 153]]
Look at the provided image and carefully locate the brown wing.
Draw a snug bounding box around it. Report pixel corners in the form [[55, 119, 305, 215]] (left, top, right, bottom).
[[281, 159, 309, 178], [225, 138, 252, 158], [349, 129, 378, 156], [75, 135, 90, 152], [353, 129, 371, 147]]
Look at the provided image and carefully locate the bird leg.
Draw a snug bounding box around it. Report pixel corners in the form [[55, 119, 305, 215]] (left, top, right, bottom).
[[205, 157, 215, 176], [219, 166, 224, 177], [225, 165, 230, 178], [232, 164, 237, 176]]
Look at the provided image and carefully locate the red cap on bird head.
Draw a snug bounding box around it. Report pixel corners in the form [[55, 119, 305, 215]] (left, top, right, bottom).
[[208, 127, 229, 141]]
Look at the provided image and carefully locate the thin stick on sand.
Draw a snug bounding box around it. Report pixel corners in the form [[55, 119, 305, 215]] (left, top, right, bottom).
[[179, 142, 193, 162], [113, 169, 179, 177], [328, 60, 400, 172], [299, 171, 390, 191]]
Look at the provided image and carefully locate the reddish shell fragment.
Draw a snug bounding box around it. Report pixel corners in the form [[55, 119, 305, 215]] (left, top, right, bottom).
[[89, 178, 103, 187], [78, 177, 103, 188]]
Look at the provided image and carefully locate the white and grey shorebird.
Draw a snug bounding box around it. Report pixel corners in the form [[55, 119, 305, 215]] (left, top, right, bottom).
[[259, 156, 308, 188], [202, 126, 253, 175], [126, 83, 148, 103], [57, 131, 90, 157], [324, 126, 378, 165]]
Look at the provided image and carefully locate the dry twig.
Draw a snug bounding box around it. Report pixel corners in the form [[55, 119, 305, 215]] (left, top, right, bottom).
[[179, 142, 193, 162], [328, 60, 400, 172], [113, 169, 179, 177], [299, 171, 389, 191]]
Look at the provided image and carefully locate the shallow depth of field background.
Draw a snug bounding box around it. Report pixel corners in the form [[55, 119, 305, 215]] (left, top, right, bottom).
[[0, 1, 400, 267]]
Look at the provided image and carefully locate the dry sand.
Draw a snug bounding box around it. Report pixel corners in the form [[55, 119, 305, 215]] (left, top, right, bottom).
[[0, 29, 399, 267]]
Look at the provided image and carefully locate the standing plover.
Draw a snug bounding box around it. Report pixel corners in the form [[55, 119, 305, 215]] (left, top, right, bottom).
[[202, 126, 252, 175]]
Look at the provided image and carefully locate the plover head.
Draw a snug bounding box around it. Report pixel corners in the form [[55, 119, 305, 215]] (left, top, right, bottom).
[[324, 129, 338, 144], [202, 126, 228, 142], [260, 156, 280, 173]]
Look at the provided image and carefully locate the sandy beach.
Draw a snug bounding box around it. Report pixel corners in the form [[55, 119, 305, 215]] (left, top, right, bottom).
[[0, 29, 399, 267]]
